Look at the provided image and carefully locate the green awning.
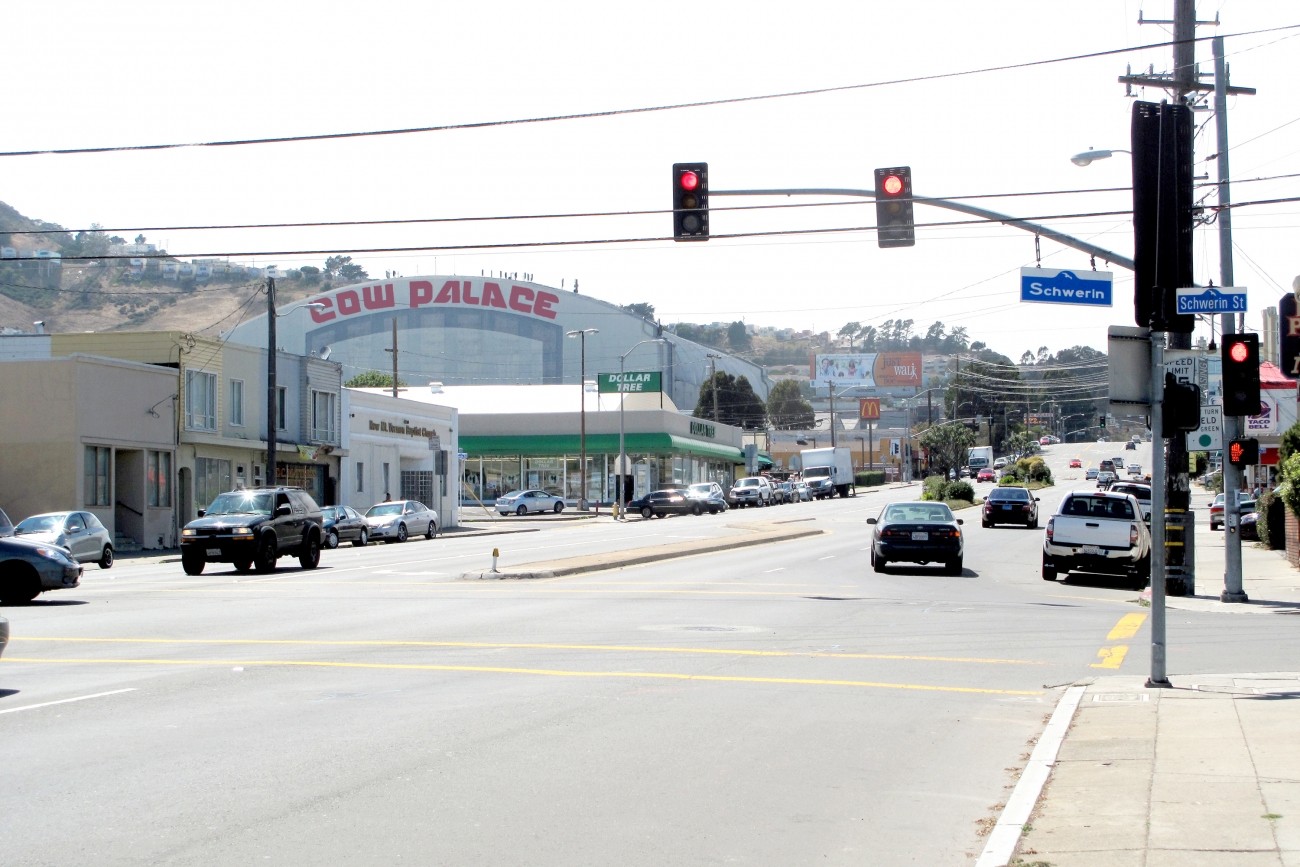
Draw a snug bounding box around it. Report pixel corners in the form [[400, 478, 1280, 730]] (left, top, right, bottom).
[[459, 432, 744, 463]]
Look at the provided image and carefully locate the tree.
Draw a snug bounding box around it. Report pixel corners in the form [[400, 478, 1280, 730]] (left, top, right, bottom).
[[918, 422, 976, 479], [622, 302, 656, 321], [727, 321, 751, 352], [694, 371, 765, 429], [766, 379, 815, 430], [338, 262, 368, 282], [298, 265, 322, 286], [838, 321, 861, 350], [134, 234, 146, 246], [344, 371, 404, 388]]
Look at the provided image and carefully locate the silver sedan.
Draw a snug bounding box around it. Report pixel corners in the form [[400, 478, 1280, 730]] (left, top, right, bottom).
[[495, 489, 565, 516], [13, 510, 114, 568], [363, 500, 439, 543]]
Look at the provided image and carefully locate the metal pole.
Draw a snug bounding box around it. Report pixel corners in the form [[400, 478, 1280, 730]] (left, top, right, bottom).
[[707, 353, 721, 424], [266, 277, 277, 485], [618, 353, 626, 521], [567, 329, 598, 511], [827, 380, 836, 447], [1213, 35, 1248, 604], [1149, 333, 1171, 688]]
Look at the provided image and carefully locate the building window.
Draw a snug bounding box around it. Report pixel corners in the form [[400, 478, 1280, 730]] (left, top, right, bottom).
[[229, 379, 244, 427], [276, 386, 287, 432], [194, 457, 232, 512], [185, 370, 217, 431], [311, 390, 337, 441], [84, 446, 111, 506], [356, 461, 365, 493], [148, 450, 172, 507]]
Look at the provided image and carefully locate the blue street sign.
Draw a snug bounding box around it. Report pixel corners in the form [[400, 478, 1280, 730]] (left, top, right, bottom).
[[1020, 268, 1113, 307], [1175, 286, 1246, 315]]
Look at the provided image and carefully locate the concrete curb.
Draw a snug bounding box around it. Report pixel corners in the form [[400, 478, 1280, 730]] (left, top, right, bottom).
[[459, 521, 826, 580]]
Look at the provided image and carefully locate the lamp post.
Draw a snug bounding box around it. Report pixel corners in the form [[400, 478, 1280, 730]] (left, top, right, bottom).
[[1069, 147, 1131, 167], [566, 328, 598, 510], [617, 338, 667, 520]]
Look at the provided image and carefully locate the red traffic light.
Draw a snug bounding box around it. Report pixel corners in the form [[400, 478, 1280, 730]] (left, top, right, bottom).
[[678, 170, 700, 192], [1228, 341, 1251, 363], [1229, 441, 1245, 462], [881, 174, 904, 197]]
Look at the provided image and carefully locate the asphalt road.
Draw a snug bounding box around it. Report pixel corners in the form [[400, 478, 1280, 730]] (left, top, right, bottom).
[[3, 441, 1296, 865]]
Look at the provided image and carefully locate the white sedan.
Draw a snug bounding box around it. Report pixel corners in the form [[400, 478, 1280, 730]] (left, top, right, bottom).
[[496, 489, 565, 516], [363, 500, 438, 543]]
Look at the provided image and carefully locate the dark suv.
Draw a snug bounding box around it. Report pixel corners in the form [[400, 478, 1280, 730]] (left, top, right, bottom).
[[180, 487, 324, 575]]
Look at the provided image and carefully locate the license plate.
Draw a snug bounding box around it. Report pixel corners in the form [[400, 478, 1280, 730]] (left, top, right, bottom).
[[911, 531, 929, 541], [1081, 545, 1101, 556], [1000, 505, 1012, 510], [206, 548, 222, 557]]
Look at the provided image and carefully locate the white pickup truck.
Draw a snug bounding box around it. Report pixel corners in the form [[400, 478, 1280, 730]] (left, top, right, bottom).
[[1042, 491, 1151, 590]]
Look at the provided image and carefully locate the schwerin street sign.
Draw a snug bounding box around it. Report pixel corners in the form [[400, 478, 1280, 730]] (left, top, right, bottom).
[[597, 371, 662, 394], [1020, 268, 1113, 306], [1175, 285, 1246, 315]]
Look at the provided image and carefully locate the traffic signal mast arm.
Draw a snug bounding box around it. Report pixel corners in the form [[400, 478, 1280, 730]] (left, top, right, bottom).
[[708, 186, 1135, 271]]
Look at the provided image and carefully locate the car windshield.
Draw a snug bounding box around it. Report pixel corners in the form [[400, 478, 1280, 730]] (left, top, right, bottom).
[[991, 489, 1029, 501], [736, 479, 758, 488], [366, 503, 405, 517], [689, 484, 713, 495], [881, 504, 953, 523], [203, 493, 273, 516], [15, 514, 67, 533]]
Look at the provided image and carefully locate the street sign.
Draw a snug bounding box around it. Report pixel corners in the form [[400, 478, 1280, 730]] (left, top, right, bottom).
[[1175, 285, 1246, 315], [1020, 268, 1113, 307], [1187, 403, 1223, 451], [1165, 351, 1209, 398], [597, 371, 662, 394]]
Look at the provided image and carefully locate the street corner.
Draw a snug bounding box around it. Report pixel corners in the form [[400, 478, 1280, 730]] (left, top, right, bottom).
[[458, 569, 556, 581]]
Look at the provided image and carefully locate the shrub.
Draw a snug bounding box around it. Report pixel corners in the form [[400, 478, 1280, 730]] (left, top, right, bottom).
[[1256, 489, 1285, 550], [921, 475, 947, 501], [944, 480, 975, 503], [855, 470, 885, 488]]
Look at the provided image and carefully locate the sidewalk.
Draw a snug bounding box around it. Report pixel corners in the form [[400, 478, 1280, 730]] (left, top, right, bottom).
[[981, 522, 1300, 866]]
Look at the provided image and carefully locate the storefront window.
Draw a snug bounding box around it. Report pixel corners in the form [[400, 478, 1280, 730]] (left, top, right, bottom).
[[524, 457, 564, 496], [478, 458, 521, 502]]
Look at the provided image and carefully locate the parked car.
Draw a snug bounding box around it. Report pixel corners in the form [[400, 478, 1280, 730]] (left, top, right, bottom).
[[0, 536, 84, 604], [0, 613, 7, 657], [1209, 492, 1256, 531], [792, 480, 811, 502], [181, 487, 324, 575], [981, 486, 1040, 528], [867, 501, 965, 575], [728, 476, 773, 508], [13, 511, 114, 569], [629, 489, 701, 518], [364, 500, 439, 542], [686, 482, 728, 514], [774, 481, 797, 504], [495, 489, 565, 516], [1240, 510, 1259, 541], [321, 505, 369, 548], [0, 507, 13, 538], [1069, 458, 1082, 469], [976, 468, 996, 482], [993, 457, 1009, 470]]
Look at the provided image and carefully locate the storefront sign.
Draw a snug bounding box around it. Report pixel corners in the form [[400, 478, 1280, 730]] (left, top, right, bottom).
[[598, 371, 662, 393], [308, 279, 561, 325], [689, 421, 715, 438]]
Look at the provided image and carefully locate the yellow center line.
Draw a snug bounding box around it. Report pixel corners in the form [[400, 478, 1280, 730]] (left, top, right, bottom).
[[0, 656, 1044, 695], [10, 637, 1044, 666], [1107, 612, 1147, 640]]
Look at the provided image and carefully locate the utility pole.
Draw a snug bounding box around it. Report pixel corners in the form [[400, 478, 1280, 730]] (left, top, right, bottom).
[[385, 318, 399, 399], [265, 277, 277, 485], [706, 353, 722, 424], [826, 380, 836, 447]]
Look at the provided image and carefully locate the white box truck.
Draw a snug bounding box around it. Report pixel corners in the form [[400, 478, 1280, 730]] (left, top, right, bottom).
[[967, 446, 994, 474], [799, 446, 855, 499]]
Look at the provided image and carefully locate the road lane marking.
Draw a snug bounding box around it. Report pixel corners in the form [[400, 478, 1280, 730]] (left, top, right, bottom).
[[1107, 612, 1147, 640], [0, 658, 1043, 695], [1090, 612, 1146, 669], [0, 688, 136, 715], [8, 637, 1045, 665]]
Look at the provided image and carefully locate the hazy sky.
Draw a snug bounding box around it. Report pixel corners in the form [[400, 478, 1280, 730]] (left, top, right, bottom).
[[4, 1, 1298, 360]]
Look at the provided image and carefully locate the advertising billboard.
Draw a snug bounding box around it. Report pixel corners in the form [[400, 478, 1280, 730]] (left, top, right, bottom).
[[811, 352, 922, 389]]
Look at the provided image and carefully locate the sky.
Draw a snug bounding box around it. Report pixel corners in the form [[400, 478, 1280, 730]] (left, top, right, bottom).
[[4, 1, 1299, 362]]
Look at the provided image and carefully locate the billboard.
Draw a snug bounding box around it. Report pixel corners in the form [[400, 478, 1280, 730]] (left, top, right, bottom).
[[811, 352, 922, 389]]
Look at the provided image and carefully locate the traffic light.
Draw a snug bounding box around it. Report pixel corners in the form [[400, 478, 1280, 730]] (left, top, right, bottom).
[[1163, 373, 1201, 434], [672, 162, 709, 241], [1221, 333, 1261, 417], [1228, 437, 1259, 467], [874, 166, 915, 248]]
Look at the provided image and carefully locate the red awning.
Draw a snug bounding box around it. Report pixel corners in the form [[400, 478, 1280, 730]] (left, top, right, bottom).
[[1260, 361, 1296, 391]]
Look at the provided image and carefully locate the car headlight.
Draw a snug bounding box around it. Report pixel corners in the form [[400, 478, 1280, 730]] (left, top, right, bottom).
[[182, 528, 197, 537]]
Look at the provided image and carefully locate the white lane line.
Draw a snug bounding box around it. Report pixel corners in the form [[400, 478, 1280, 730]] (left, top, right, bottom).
[[762, 567, 785, 573], [0, 688, 138, 716], [817, 556, 836, 561]]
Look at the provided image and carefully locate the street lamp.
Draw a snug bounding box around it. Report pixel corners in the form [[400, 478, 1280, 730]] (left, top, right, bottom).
[[616, 338, 667, 520], [1069, 147, 1131, 167], [265, 276, 326, 486], [566, 328, 599, 510]]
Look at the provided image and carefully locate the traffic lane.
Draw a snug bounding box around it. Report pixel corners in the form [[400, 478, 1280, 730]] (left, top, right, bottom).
[[1, 549, 1069, 866]]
